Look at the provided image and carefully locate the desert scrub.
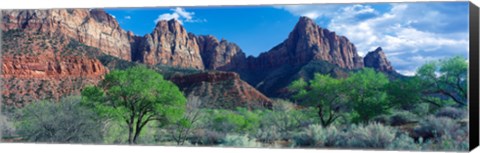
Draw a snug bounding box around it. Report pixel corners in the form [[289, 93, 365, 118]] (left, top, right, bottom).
[[221, 134, 262, 148], [413, 116, 459, 141], [0, 113, 16, 139], [345, 123, 396, 149], [189, 129, 225, 145], [15, 96, 104, 143], [389, 110, 418, 126], [435, 107, 466, 120], [292, 124, 346, 148], [387, 134, 423, 150], [254, 125, 281, 144]]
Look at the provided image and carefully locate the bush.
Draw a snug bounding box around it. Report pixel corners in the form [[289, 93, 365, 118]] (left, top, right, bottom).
[[292, 124, 327, 147], [221, 134, 262, 148], [372, 115, 390, 125], [15, 96, 103, 143], [0, 114, 16, 138], [387, 134, 422, 150], [254, 125, 281, 144], [435, 107, 466, 120], [389, 111, 418, 126], [413, 116, 458, 141], [189, 129, 225, 145], [346, 123, 397, 149], [292, 124, 346, 148]]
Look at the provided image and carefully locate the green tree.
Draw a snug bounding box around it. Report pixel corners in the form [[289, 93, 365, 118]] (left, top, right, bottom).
[[416, 56, 468, 107], [346, 68, 390, 123], [386, 77, 425, 110], [81, 66, 186, 144], [289, 73, 348, 127]]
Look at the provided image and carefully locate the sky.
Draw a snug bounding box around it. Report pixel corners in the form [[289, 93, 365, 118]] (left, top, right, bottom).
[[105, 2, 469, 76]]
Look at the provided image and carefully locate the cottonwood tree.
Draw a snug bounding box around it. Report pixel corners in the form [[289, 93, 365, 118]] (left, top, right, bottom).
[[82, 66, 186, 144], [289, 73, 348, 127], [416, 56, 468, 107], [346, 68, 391, 123]]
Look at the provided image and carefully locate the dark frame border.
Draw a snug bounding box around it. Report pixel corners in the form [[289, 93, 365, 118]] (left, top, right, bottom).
[[469, 1, 479, 151]]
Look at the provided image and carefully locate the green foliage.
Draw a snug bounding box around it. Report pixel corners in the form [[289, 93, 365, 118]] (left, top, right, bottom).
[[289, 73, 348, 126], [15, 96, 103, 143], [81, 66, 187, 144], [386, 77, 424, 110], [415, 56, 468, 107], [221, 134, 262, 148], [346, 68, 391, 123], [208, 108, 260, 133]]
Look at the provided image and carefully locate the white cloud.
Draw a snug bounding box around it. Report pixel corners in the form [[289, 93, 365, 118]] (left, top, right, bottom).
[[277, 3, 468, 76], [154, 7, 205, 24], [275, 4, 342, 20], [124, 16, 131, 20]]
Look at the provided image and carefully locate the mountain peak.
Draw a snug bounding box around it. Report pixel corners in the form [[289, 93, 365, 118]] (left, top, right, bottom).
[[151, 19, 188, 36], [255, 16, 364, 70], [364, 47, 394, 72], [292, 16, 319, 33]]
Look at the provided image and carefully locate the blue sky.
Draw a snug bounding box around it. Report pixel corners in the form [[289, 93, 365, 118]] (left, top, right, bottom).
[[105, 2, 469, 76]]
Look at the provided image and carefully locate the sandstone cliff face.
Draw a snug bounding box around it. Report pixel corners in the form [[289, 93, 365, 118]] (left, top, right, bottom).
[[1, 9, 132, 60], [364, 47, 394, 72], [1, 56, 107, 106], [195, 35, 247, 70], [1, 31, 109, 106], [170, 72, 273, 109], [2, 55, 107, 78], [247, 16, 364, 70], [134, 20, 204, 69]]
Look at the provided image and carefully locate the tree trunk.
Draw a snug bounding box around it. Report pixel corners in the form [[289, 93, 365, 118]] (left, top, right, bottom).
[[128, 123, 134, 144]]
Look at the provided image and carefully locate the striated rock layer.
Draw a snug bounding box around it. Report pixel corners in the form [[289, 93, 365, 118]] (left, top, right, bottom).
[[1, 9, 133, 60], [133, 20, 204, 69], [1, 30, 109, 106], [170, 72, 273, 109], [2, 55, 107, 79]]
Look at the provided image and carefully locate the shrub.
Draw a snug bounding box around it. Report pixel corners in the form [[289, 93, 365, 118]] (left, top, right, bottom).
[[387, 134, 422, 150], [254, 125, 281, 144], [292, 124, 327, 147], [435, 107, 466, 120], [292, 124, 346, 148], [413, 116, 459, 141], [189, 129, 225, 145], [0, 114, 16, 138], [372, 115, 390, 125], [101, 119, 128, 144], [346, 123, 397, 149], [389, 111, 418, 126], [15, 96, 103, 143], [221, 134, 262, 148], [271, 99, 296, 112]]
